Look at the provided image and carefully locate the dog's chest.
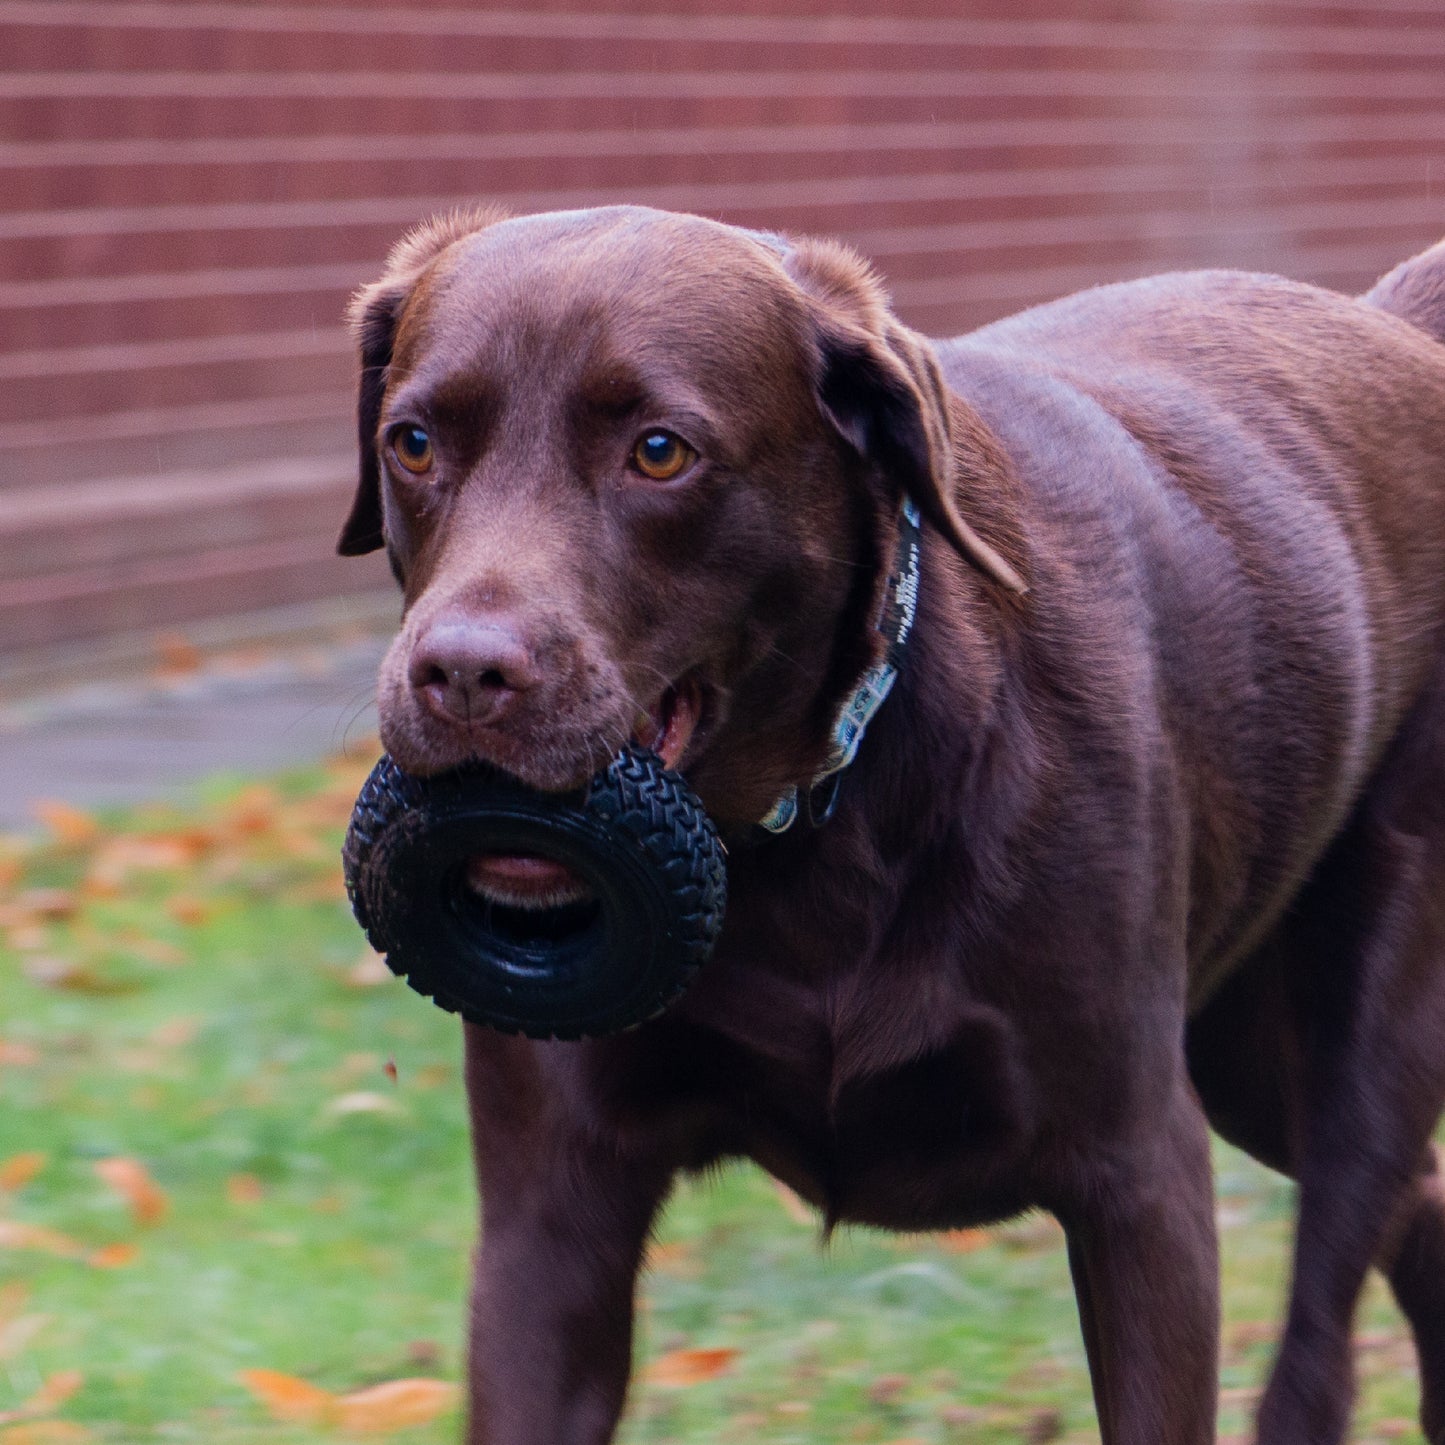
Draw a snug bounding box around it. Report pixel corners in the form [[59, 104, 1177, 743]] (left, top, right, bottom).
[[657, 955, 1038, 1230]]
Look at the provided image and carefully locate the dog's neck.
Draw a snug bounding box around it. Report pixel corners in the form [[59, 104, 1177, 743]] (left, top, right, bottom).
[[758, 497, 924, 833]]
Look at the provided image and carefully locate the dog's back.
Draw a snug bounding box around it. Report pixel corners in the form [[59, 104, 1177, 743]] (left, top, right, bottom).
[[938, 261, 1445, 996]]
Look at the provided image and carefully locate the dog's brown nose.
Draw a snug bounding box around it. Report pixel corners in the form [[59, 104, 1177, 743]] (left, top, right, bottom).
[[408, 616, 542, 727]]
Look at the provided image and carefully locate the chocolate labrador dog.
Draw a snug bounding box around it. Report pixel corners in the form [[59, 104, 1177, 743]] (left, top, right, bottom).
[[339, 205, 1445, 1444]]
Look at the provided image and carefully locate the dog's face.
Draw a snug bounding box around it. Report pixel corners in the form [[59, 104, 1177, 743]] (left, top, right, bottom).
[[341, 206, 1019, 891]]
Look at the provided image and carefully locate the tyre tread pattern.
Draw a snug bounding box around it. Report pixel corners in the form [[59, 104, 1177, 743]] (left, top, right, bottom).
[[342, 748, 726, 1039]]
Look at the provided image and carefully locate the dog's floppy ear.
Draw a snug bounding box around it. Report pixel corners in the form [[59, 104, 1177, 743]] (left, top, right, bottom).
[[783, 238, 1028, 596], [337, 206, 510, 557]]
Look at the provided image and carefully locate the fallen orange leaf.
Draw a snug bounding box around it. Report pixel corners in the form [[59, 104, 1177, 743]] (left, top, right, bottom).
[[0, 1222, 82, 1258], [87, 1243, 139, 1269], [644, 1347, 739, 1388], [93, 1158, 168, 1226], [236, 1369, 335, 1424], [21, 959, 133, 996], [937, 1228, 990, 1254], [0, 1284, 27, 1326], [644, 1241, 698, 1276], [334, 1379, 458, 1434], [150, 1017, 199, 1048], [153, 632, 202, 676], [12, 891, 76, 923], [0, 1312, 48, 1363], [23, 1372, 82, 1415], [28, 802, 99, 848], [224, 786, 281, 837], [345, 953, 393, 988], [322, 1092, 404, 1119], [771, 1179, 813, 1226], [0, 1154, 46, 1192], [122, 938, 186, 968], [0, 1041, 40, 1067], [0, 1369, 83, 1427], [165, 896, 212, 927], [226, 1174, 265, 1205], [0, 1423, 93, 1443]]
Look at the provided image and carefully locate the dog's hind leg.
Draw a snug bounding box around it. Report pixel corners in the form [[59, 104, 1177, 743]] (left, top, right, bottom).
[[1378, 1146, 1445, 1441], [1191, 673, 1445, 1445]]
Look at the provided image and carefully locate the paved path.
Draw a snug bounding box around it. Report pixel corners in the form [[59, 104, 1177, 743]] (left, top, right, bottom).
[[0, 638, 387, 830]]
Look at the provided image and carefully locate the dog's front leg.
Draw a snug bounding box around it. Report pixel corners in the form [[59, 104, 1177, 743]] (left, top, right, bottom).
[[463, 1027, 671, 1445], [1060, 1074, 1220, 1444]]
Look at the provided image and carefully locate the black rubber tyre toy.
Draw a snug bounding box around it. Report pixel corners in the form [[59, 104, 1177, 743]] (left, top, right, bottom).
[[342, 746, 727, 1039]]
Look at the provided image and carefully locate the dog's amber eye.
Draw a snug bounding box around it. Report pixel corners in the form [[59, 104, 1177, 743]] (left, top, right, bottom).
[[390, 425, 434, 475], [631, 430, 694, 481]]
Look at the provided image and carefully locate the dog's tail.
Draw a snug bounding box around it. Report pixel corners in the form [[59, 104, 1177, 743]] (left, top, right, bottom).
[[1361, 237, 1445, 344]]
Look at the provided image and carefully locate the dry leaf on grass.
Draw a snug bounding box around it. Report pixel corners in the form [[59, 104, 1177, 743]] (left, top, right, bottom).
[[28, 802, 99, 848], [771, 1179, 813, 1226], [0, 1423, 93, 1443], [0, 1222, 83, 1259], [0, 1370, 84, 1426], [237, 1369, 333, 1424], [0, 1284, 28, 1326], [152, 632, 202, 676], [644, 1241, 700, 1278], [20, 1374, 81, 1417], [0, 1312, 49, 1361], [644, 1347, 739, 1387], [150, 1017, 199, 1049], [322, 1092, 405, 1120], [867, 1374, 908, 1405], [0, 1154, 46, 1192], [345, 952, 393, 987], [120, 937, 187, 969], [936, 1228, 990, 1254], [226, 1173, 265, 1206], [11, 891, 77, 924], [222, 786, 281, 838], [166, 896, 213, 927], [21, 960, 133, 996], [335, 1379, 458, 1433], [238, 1371, 457, 1433], [87, 1243, 139, 1270], [94, 1158, 168, 1226]]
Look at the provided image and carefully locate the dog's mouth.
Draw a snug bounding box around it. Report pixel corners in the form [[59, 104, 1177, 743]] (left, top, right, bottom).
[[630, 674, 705, 773], [464, 675, 706, 911]]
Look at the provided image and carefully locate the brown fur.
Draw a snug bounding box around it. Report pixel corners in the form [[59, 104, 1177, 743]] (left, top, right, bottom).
[[341, 206, 1445, 1444]]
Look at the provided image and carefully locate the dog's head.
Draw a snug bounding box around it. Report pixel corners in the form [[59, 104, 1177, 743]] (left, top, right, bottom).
[[342, 206, 1023, 862]]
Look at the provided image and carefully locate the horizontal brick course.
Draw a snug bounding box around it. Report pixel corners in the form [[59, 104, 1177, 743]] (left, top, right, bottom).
[[3, 0, 1443, 658]]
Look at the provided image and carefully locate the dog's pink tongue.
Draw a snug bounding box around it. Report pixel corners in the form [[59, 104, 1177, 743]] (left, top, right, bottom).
[[465, 854, 582, 902], [639, 681, 702, 770]]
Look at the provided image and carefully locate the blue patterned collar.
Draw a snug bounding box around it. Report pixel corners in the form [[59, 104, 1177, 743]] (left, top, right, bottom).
[[759, 498, 922, 833]]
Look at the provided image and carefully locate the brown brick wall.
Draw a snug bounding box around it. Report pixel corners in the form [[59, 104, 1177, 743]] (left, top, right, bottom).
[[3, 0, 1444, 661]]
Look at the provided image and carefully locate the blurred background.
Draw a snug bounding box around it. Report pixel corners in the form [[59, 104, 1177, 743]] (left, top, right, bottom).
[[6, 0, 1445, 703], [2, 7, 1445, 1439]]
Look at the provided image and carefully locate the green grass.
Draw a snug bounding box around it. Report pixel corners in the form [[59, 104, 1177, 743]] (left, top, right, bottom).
[[0, 760, 1427, 1442]]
